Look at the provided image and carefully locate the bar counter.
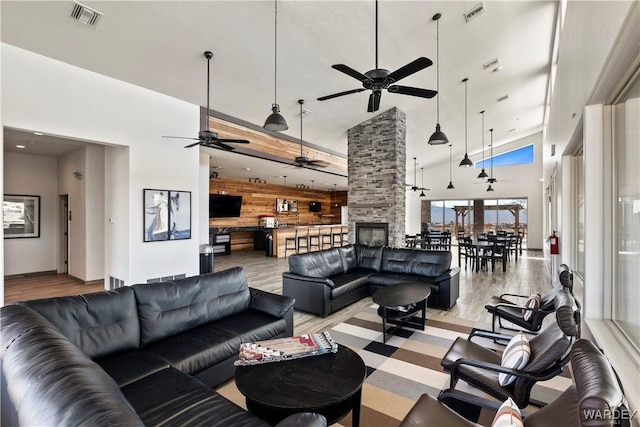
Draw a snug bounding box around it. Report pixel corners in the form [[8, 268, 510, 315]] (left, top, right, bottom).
[[273, 224, 347, 258]]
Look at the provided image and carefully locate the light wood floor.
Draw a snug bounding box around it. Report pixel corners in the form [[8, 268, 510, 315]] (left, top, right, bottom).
[[4, 247, 549, 335]]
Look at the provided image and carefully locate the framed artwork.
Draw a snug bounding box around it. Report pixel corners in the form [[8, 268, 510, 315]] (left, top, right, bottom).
[[168, 190, 191, 240], [143, 189, 191, 242], [3, 194, 41, 239]]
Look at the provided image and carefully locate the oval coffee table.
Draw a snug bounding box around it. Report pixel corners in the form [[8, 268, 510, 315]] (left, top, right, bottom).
[[372, 282, 432, 343], [235, 345, 366, 426]]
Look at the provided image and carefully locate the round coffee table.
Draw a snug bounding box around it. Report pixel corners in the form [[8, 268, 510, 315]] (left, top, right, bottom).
[[372, 282, 432, 343], [235, 345, 366, 426]]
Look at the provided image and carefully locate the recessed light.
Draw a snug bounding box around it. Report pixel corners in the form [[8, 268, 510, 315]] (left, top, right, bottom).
[[16, 144, 26, 149], [244, 168, 251, 171], [33, 132, 44, 136]]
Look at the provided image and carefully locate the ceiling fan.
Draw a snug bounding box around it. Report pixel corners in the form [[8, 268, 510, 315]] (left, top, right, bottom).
[[406, 157, 430, 192], [162, 51, 250, 151], [290, 99, 330, 168], [475, 128, 509, 187], [317, 0, 437, 112]]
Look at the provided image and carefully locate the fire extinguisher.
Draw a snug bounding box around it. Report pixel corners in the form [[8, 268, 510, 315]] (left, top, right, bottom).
[[549, 231, 559, 255]]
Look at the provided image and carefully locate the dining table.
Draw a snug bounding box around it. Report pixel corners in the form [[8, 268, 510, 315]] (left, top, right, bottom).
[[469, 240, 508, 272]]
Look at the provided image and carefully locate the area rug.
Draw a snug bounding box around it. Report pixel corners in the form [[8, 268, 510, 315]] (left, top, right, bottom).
[[216, 305, 573, 426]]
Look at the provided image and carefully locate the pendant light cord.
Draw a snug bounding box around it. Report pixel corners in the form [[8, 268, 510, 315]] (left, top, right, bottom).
[[375, 0, 379, 69], [436, 17, 440, 123], [273, 0, 278, 105], [480, 110, 485, 163], [489, 129, 494, 178], [464, 78, 468, 152], [206, 55, 210, 131], [449, 144, 452, 181], [299, 100, 304, 157]]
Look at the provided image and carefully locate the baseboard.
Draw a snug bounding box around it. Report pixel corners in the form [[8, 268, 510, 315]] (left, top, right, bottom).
[[4, 270, 57, 279]]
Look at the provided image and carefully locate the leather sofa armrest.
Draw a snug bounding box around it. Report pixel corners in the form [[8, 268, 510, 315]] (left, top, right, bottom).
[[434, 267, 460, 284], [282, 273, 333, 317], [282, 272, 332, 285], [448, 357, 563, 389], [249, 288, 295, 319]]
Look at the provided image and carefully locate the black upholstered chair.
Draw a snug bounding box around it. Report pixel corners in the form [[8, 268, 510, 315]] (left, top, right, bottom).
[[484, 264, 575, 334], [440, 289, 581, 409], [401, 339, 630, 427]]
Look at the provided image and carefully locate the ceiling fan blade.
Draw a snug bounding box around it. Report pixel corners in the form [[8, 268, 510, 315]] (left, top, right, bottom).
[[306, 160, 331, 167], [385, 57, 433, 83], [318, 88, 366, 101], [388, 85, 437, 98], [216, 139, 250, 144], [204, 141, 235, 151], [184, 141, 203, 148], [163, 136, 199, 140], [332, 64, 370, 82]]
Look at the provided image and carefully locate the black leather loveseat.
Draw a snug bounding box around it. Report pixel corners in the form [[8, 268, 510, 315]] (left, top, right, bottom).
[[0, 267, 305, 427], [282, 245, 460, 317]]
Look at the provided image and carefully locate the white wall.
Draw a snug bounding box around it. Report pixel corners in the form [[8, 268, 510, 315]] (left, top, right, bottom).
[[3, 152, 58, 275], [2, 44, 201, 286], [407, 132, 544, 249]]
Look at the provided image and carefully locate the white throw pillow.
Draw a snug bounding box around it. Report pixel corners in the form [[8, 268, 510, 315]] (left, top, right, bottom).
[[491, 397, 524, 427], [522, 292, 541, 321], [498, 333, 530, 386]]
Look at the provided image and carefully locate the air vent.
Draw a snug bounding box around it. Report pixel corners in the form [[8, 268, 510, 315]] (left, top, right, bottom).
[[483, 57, 501, 70], [70, 1, 102, 27], [497, 95, 509, 103], [464, 3, 486, 22]]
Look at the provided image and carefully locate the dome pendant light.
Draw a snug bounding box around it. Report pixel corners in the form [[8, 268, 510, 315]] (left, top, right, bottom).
[[447, 144, 455, 189], [263, 0, 288, 131], [419, 167, 426, 197], [459, 78, 473, 167], [478, 110, 489, 179], [428, 13, 448, 145]]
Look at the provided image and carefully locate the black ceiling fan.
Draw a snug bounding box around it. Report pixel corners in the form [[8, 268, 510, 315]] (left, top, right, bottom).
[[317, 0, 437, 112], [162, 51, 250, 151], [475, 128, 509, 187], [406, 157, 430, 192], [291, 99, 330, 168]]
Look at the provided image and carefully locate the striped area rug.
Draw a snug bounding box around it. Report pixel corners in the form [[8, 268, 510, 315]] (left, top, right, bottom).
[[217, 305, 572, 426]]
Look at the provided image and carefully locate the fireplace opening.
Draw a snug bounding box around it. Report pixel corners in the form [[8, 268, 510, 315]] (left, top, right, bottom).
[[355, 222, 389, 247]]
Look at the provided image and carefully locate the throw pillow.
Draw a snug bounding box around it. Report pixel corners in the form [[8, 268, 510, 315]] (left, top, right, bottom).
[[491, 397, 524, 427], [498, 333, 530, 386], [522, 292, 541, 321]]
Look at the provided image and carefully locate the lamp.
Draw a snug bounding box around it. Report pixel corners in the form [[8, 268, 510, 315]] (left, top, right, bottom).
[[428, 13, 448, 145], [478, 110, 489, 179], [447, 144, 455, 189], [459, 78, 473, 167], [419, 168, 426, 197], [263, 0, 288, 131]]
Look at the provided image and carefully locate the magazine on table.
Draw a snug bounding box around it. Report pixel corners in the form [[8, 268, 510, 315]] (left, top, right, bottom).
[[234, 331, 338, 366]]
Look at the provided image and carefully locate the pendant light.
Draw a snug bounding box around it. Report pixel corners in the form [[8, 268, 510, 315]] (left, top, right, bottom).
[[487, 128, 494, 192], [459, 78, 473, 167], [282, 175, 287, 203], [478, 110, 489, 179], [428, 13, 448, 145], [263, 0, 288, 131], [447, 144, 455, 189], [332, 184, 339, 208], [419, 168, 426, 197]]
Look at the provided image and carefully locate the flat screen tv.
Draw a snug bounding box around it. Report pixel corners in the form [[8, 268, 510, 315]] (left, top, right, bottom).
[[209, 194, 242, 218], [309, 201, 322, 212]]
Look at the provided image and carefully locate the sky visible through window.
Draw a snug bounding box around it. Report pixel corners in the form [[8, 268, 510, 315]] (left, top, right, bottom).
[[476, 144, 534, 169]]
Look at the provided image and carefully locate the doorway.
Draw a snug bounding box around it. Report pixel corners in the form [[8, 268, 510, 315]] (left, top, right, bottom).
[[58, 194, 69, 274]]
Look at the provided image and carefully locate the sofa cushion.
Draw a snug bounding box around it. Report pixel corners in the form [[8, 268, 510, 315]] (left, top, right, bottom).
[[410, 250, 452, 277], [339, 245, 358, 271], [121, 367, 269, 427], [368, 273, 439, 294], [95, 350, 170, 388], [381, 248, 417, 274], [288, 248, 344, 278], [328, 273, 371, 299], [142, 311, 286, 375], [355, 245, 384, 271], [133, 267, 251, 346], [22, 287, 140, 359]]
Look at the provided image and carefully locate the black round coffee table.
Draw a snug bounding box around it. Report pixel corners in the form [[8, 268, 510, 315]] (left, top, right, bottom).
[[235, 345, 366, 426], [372, 282, 432, 343]]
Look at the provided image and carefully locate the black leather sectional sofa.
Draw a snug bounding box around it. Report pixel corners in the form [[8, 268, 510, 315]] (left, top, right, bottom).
[[0, 267, 307, 427], [282, 245, 460, 317]]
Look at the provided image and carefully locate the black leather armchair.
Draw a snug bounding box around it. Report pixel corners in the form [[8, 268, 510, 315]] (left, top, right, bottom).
[[400, 339, 630, 427]]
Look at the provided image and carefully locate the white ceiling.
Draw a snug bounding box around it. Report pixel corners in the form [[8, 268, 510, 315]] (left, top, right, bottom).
[[1, 0, 557, 189]]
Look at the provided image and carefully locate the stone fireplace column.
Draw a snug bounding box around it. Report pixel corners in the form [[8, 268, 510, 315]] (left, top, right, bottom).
[[347, 107, 406, 247]]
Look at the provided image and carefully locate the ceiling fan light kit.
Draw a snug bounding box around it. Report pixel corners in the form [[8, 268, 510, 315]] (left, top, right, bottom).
[[263, 0, 288, 131], [428, 13, 448, 145], [459, 78, 474, 167]]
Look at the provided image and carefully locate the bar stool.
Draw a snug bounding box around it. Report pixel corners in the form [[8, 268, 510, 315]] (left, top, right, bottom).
[[284, 231, 297, 258], [308, 226, 321, 252], [297, 228, 309, 254], [331, 226, 343, 247], [341, 225, 349, 246], [321, 227, 333, 249]]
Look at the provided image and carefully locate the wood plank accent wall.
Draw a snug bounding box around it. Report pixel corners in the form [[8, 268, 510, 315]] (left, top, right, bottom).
[[209, 117, 347, 173], [209, 177, 347, 251]]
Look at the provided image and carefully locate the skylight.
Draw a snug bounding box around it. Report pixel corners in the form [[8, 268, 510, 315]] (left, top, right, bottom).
[[476, 144, 534, 169]]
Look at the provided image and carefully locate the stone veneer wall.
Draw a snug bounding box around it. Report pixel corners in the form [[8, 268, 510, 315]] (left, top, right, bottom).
[[473, 199, 484, 236], [347, 107, 406, 248]]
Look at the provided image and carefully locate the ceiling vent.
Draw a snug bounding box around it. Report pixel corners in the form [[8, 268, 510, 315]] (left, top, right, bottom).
[[497, 95, 509, 103], [483, 57, 501, 70], [464, 3, 486, 22], [70, 1, 102, 27]]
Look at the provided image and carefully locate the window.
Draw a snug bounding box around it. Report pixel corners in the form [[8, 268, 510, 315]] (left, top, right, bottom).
[[476, 144, 534, 169], [576, 149, 585, 278]]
